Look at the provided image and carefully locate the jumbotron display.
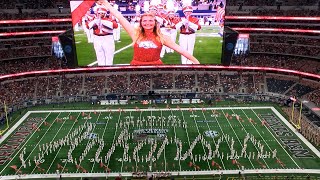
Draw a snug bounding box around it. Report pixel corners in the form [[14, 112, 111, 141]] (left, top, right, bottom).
[[70, 0, 226, 66]]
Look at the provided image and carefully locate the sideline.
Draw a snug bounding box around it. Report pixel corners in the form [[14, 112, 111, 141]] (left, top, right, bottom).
[[1, 169, 320, 179]]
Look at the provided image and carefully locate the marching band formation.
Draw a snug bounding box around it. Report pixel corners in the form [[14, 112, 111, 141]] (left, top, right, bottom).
[[14, 111, 283, 174]]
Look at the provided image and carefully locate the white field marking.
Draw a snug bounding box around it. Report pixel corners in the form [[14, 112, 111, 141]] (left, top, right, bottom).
[[58, 112, 91, 173], [240, 109, 283, 168], [41, 112, 77, 173], [15, 106, 320, 159], [10, 112, 54, 174], [168, 109, 182, 171], [2, 107, 319, 175], [235, 109, 271, 168], [74, 112, 99, 173], [90, 111, 112, 173], [1, 169, 320, 179], [221, 110, 255, 168], [211, 111, 237, 168], [270, 107, 320, 158], [106, 110, 123, 168], [160, 109, 167, 172], [120, 110, 130, 173], [189, 110, 211, 170], [250, 108, 301, 168], [178, 110, 193, 170], [147, 110, 154, 172], [198, 109, 225, 169], [88, 43, 133, 66], [232, 109, 269, 167], [196, 33, 221, 37], [0, 112, 52, 174], [0, 111, 32, 145], [2, 109, 28, 135], [134, 109, 143, 171]]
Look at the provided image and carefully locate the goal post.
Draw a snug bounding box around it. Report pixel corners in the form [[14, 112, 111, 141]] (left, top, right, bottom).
[[0, 101, 9, 135]]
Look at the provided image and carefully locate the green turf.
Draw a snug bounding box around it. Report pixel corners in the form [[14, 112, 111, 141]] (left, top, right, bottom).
[[0, 106, 319, 178], [74, 25, 222, 66]]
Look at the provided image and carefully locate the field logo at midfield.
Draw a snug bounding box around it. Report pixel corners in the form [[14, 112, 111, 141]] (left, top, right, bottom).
[[204, 130, 219, 138], [87, 133, 98, 139]]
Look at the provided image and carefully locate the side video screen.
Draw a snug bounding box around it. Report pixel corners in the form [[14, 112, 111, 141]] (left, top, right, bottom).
[[70, 0, 226, 66]]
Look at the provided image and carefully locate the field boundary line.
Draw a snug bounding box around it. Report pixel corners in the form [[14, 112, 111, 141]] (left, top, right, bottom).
[[1, 168, 320, 179], [0, 112, 52, 174], [270, 107, 320, 158]]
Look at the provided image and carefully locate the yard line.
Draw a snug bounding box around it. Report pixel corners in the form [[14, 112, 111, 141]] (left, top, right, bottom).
[[179, 110, 194, 169], [230, 109, 268, 168], [59, 112, 93, 172], [77, 112, 104, 172], [148, 110, 155, 172], [238, 109, 273, 168], [221, 110, 255, 168], [211, 110, 240, 167], [167, 109, 181, 171], [120, 111, 132, 172], [199, 109, 225, 169], [46, 112, 83, 173], [0, 112, 53, 175], [106, 110, 123, 169], [250, 108, 300, 168], [74, 112, 103, 173], [133, 109, 143, 171], [87, 111, 112, 173], [160, 109, 169, 172], [189, 110, 211, 170], [18, 112, 59, 175]]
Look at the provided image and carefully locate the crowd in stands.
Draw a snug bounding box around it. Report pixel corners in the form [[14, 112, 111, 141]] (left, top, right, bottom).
[[250, 35, 320, 47], [266, 75, 296, 94], [231, 54, 320, 74], [85, 75, 106, 96], [282, 107, 320, 146], [0, 12, 55, 20], [1, 38, 52, 48], [0, 46, 52, 60], [273, 43, 318, 53], [175, 74, 196, 90], [128, 74, 151, 93], [0, 57, 66, 75], [304, 89, 320, 105], [1, 71, 319, 106], [249, 9, 320, 16], [152, 73, 174, 89]]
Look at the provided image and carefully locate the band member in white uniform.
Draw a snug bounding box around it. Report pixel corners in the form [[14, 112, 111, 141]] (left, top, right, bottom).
[[89, 7, 118, 66], [175, 4, 201, 64]]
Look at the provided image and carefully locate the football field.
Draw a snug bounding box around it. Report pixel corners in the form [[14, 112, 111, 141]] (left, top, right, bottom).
[[74, 26, 223, 66], [0, 106, 319, 179]]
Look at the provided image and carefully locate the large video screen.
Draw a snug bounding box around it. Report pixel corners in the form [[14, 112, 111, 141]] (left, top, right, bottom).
[[70, 0, 226, 66]]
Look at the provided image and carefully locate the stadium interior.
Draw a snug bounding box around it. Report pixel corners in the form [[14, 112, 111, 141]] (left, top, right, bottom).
[[0, 0, 319, 179]]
